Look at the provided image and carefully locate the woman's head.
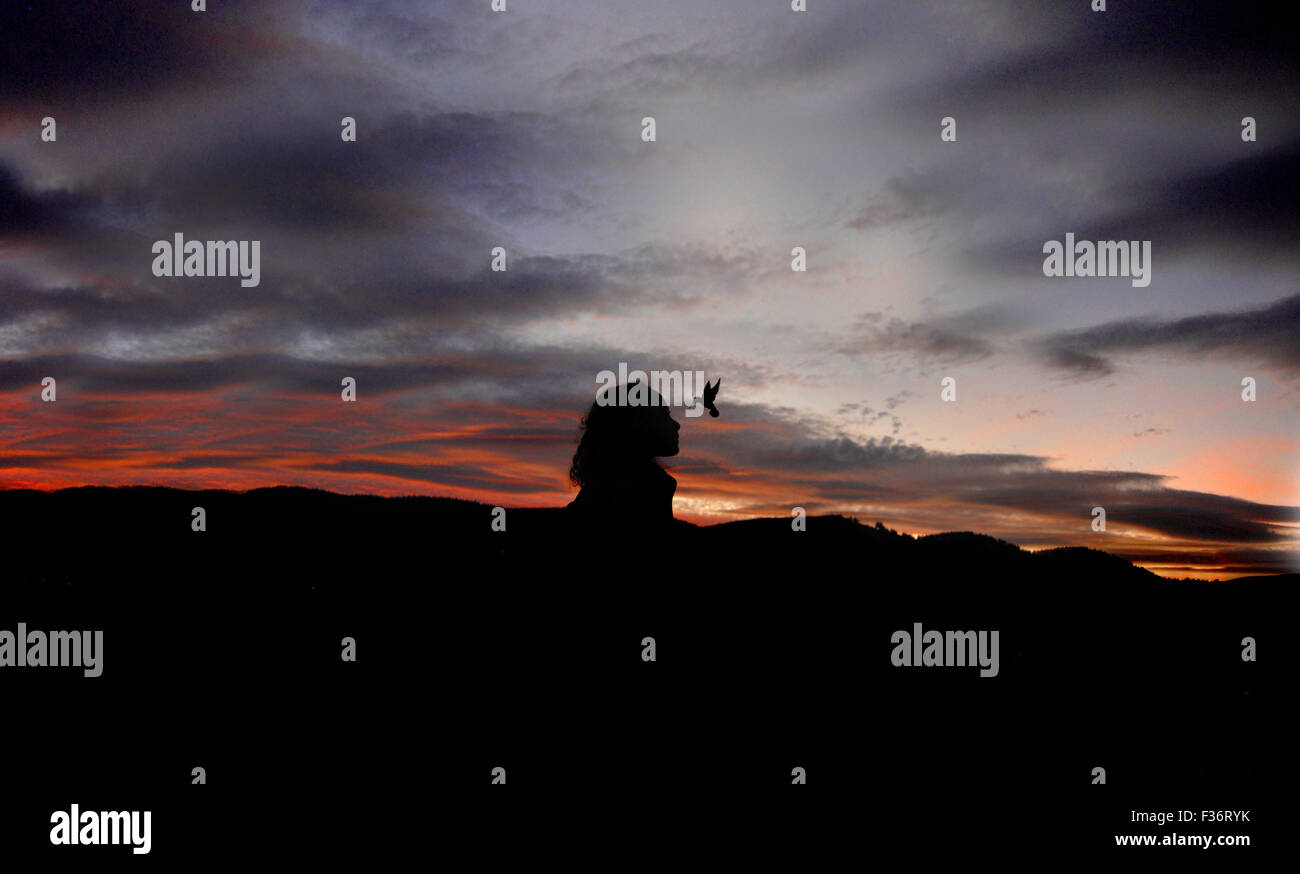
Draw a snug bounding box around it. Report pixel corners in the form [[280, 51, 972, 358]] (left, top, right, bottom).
[[569, 382, 681, 487]]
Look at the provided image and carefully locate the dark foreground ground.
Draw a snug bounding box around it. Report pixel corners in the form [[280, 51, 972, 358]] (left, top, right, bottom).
[[2, 486, 1295, 862]]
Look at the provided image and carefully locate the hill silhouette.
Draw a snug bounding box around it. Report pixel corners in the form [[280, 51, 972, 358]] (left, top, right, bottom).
[[2, 484, 1293, 856], [3, 485, 1288, 588]]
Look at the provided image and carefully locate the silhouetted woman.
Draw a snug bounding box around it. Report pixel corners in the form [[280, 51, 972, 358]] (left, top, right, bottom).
[[567, 383, 682, 528]]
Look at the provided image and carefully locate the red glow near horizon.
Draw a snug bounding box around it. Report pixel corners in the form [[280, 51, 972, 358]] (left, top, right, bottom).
[[1, 387, 1294, 580]]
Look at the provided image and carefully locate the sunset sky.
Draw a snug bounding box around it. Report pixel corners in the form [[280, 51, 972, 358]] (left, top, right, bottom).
[[2, 1, 1297, 578]]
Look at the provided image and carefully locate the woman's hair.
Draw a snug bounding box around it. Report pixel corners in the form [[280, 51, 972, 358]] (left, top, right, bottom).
[[569, 384, 665, 488]]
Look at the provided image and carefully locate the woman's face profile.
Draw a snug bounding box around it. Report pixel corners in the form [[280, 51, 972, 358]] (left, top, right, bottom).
[[643, 403, 680, 457]]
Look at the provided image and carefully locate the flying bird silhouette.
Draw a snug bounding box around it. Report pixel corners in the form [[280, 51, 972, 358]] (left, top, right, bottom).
[[703, 378, 721, 417]]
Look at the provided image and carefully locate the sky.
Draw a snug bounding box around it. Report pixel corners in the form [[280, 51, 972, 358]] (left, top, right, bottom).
[[1, 0, 1297, 578]]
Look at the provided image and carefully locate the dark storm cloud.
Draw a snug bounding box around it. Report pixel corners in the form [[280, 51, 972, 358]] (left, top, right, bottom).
[[1033, 292, 1300, 379], [2, 108, 591, 291], [895, 1, 1297, 113], [123, 108, 604, 234], [0, 271, 282, 340], [1105, 140, 1300, 254], [0, 237, 750, 358], [0, 337, 726, 410], [1, 60, 757, 345], [0, 164, 94, 239], [1, 3, 653, 344], [972, 141, 1300, 273], [1, 0, 281, 105], [864, 1, 1300, 280]]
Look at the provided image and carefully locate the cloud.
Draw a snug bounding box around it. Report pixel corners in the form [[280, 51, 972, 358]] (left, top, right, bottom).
[[891, 1, 1298, 115], [973, 141, 1300, 273], [1033, 292, 1300, 379], [1, 0, 283, 106], [846, 171, 955, 231], [839, 315, 994, 364], [2, 0, 1295, 577], [0, 164, 93, 239]]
